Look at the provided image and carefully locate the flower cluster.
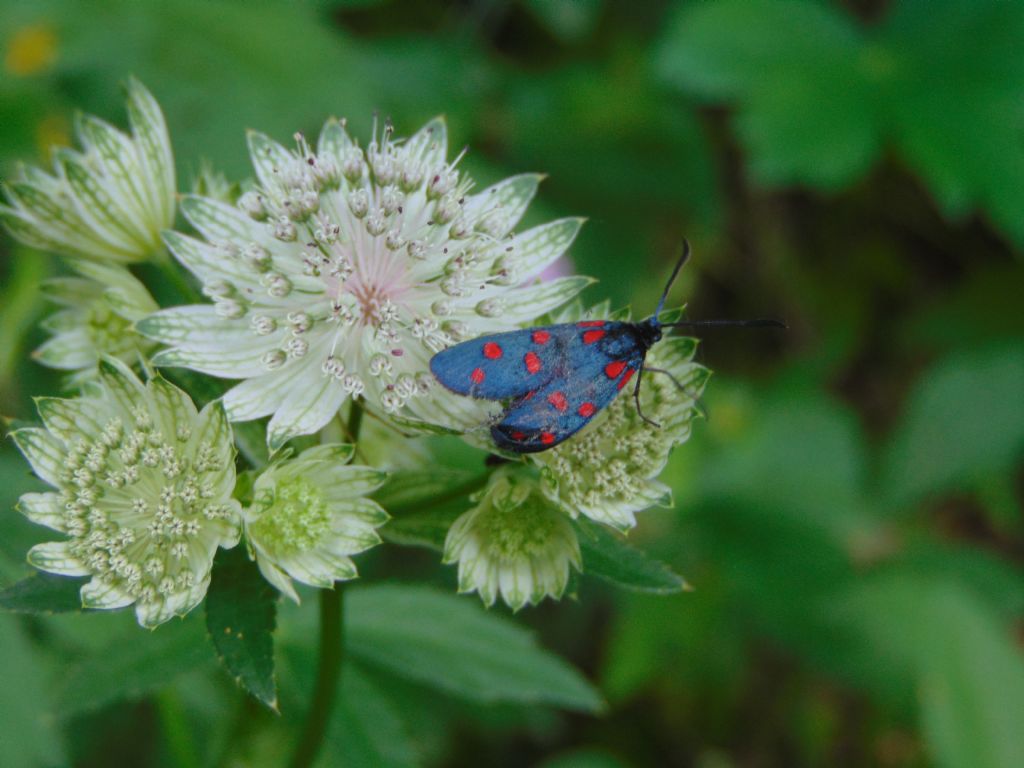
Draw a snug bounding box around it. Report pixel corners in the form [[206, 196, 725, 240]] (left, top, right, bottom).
[[35, 260, 158, 384], [243, 444, 388, 602], [444, 467, 581, 611], [534, 332, 709, 531], [0, 78, 175, 264], [138, 118, 589, 449], [12, 359, 241, 627], [3, 80, 710, 621]]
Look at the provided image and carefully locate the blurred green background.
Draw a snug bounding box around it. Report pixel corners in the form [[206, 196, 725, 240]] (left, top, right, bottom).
[[2, 1, 1023, 766]]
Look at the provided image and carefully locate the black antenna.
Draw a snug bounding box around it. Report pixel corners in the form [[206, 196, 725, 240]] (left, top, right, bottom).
[[654, 239, 691, 318], [662, 318, 787, 330]]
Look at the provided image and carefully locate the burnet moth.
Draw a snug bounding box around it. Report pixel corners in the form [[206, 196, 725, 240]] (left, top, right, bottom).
[[429, 242, 784, 453]]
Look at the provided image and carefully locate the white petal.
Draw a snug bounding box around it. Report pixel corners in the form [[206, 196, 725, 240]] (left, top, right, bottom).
[[317, 118, 353, 162], [190, 401, 234, 471], [27, 541, 89, 576], [314, 465, 388, 497], [324, 498, 389, 527], [463, 174, 542, 237], [266, 374, 347, 450], [506, 218, 584, 280], [35, 396, 104, 446], [139, 305, 284, 353], [151, 345, 275, 379], [280, 550, 356, 587], [254, 552, 300, 603], [160, 230, 265, 292], [247, 131, 295, 196], [126, 78, 175, 227], [179, 195, 277, 250], [404, 116, 447, 171], [96, 356, 147, 419], [59, 152, 149, 254], [499, 275, 595, 323], [222, 369, 295, 421], [81, 578, 136, 610], [147, 376, 198, 444], [76, 114, 151, 238], [134, 596, 176, 628], [11, 428, 66, 486], [17, 492, 67, 532], [33, 331, 97, 370], [1, 184, 128, 261]]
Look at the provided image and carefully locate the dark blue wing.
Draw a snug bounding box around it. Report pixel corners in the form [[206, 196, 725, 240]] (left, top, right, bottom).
[[490, 321, 648, 453], [430, 324, 574, 400]]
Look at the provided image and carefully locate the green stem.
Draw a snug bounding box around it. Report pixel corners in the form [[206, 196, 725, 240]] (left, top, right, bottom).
[[287, 400, 362, 768], [287, 587, 344, 768], [156, 690, 200, 768]]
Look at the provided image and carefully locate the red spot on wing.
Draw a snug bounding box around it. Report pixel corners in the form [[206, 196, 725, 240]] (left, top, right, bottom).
[[617, 367, 636, 390], [524, 352, 542, 374], [511, 430, 526, 441], [547, 391, 568, 412], [532, 330, 551, 344], [578, 402, 596, 418], [483, 342, 503, 359], [578, 321, 604, 328], [523, 389, 537, 401], [541, 432, 556, 445], [604, 360, 627, 379], [470, 368, 485, 384], [582, 330, 605, 344]]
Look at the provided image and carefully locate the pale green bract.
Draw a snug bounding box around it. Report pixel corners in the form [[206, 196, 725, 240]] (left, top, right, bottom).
[[242, 444, 388, 602], [138, 117, 591, 449], [444, 466, 581, 611], [35, 260, 159, 384], [0, 79, 175, 264], [11, 358, 241, 628]]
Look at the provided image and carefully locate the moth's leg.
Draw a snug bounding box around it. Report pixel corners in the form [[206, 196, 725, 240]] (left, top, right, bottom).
[[643, 366, 707, 419], [643, 366, 695, 395], [633, 367, 661, 428]]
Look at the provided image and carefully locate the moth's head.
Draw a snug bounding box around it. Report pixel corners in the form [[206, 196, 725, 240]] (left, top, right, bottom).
[[638, 317, 663, 349]]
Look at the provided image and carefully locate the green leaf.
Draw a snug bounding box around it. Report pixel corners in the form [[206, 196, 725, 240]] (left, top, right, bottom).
[[379, 505, 463, 552], [373, 468, 481, 513], [205, 546, 278, 709], [919, 599, 1024, 768], [576, 519, 689, 594], [0, 572, 87, 614], [832, 575, 1024, 768], [883, 343, 1024, 508], [656, 0, 874, 189], [0, 615, 66, 767], [347, 584, 604, 712], [656, 0, 1024, 242], [539, 749, 629, 768], [58, 613, 212, 715], [523, 0, 604, 43]]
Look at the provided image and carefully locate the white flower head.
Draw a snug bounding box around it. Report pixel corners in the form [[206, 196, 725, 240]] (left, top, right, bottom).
[[11, 358, 241, 628], [532, 307, 710, 531], [243, 444, 388, 602], [34, 260, 158, 384], [444, 466, 581, 611], [139, 116, 590, 449], [0, 79, 175, 264]]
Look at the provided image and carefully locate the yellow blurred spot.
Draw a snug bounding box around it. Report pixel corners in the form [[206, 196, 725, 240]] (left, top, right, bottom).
[[35, 112, 71, 160], [4, 23, 58, 76], [706, 397, 749, 441]]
